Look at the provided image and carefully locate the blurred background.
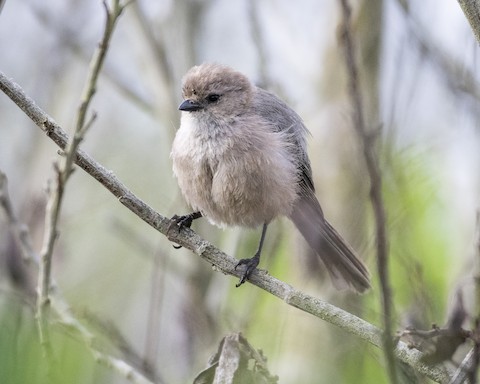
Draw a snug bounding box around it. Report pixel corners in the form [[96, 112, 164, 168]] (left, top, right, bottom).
[[0, 0, 479, 383]]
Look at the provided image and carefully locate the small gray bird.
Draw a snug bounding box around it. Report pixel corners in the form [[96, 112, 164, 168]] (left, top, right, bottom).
[[171, 63, 370, 293]]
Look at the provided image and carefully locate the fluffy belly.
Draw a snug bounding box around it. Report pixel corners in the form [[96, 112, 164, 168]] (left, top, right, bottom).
[[175, 152, 299, 228]]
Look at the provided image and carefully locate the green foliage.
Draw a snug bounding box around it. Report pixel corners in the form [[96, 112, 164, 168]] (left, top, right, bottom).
[[382, 146, 453, 323], [330, 145, 455, 384], [0, 299, 95, 384]]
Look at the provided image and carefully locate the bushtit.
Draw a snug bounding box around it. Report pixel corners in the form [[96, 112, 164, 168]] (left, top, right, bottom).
[[171, 63, 370, 293]]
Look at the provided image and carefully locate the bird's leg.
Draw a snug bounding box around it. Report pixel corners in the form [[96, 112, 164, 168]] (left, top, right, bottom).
[[169, 211, 202, 249], [235, 223, 268, 287]]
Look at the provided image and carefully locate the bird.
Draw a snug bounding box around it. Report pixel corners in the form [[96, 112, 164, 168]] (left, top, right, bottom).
[[170, 63, 370, 293]]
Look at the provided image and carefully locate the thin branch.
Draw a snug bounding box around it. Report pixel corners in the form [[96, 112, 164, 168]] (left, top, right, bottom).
[[0, 71, 450, 383], [35, 0, 127, 372], [36, 167, 62, 363], [458, 0, 480, 45], [449, 347, 475, 384], [338, 1, 398, 383]]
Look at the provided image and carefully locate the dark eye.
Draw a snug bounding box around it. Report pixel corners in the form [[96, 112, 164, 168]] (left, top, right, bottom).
[[206, 94, 220, 103]]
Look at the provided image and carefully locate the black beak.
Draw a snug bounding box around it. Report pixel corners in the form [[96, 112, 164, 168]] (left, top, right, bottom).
[[179, 99, 203, 112]]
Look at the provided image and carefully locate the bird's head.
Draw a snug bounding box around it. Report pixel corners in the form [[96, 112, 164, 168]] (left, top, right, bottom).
[[179, 63, 253, 120]]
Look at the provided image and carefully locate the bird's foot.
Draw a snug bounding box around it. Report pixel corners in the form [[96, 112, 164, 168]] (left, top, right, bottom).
[[170, 213, 196, 229], [234, 254, 260, 287], [168, 213, 196, 249]]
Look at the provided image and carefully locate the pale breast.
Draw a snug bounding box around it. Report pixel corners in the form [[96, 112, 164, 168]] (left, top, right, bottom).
[[171, 116, 216, 216], [171, 113, 300, 228]]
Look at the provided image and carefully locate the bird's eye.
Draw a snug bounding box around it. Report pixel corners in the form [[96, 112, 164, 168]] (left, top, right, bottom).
[[206, 94, 220, 103]]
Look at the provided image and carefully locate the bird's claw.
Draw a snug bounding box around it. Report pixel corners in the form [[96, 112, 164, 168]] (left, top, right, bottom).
[[234, 255, 260, 287], [170, 214, 195, 229], [168, 214, 194, 249]]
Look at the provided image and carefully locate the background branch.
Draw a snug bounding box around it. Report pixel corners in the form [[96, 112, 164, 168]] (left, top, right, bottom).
[[0, 70, 450, 383], [0, 173, 38, 264], [338, 1, 397, 383]]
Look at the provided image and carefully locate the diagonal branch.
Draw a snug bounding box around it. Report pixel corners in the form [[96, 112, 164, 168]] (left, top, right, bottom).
[[0, 70, 451, 383], [448, 347, 475, 384]]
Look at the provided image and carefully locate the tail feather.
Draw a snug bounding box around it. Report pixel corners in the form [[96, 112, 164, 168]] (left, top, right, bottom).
[[290, 194, 370, 293]]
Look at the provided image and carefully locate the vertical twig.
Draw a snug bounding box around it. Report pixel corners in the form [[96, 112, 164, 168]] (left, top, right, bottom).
[[36, 169, 61, 363], [338, 1, 398, 383], [35, 0, 126, 364]]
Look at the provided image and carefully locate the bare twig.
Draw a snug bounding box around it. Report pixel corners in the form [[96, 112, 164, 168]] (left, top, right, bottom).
[[338, 1, 398, 383], [35, 0, 127, 372], [0, 71, 451, 383], [449, 347, 475, 384], [36, 168, 62, 363]]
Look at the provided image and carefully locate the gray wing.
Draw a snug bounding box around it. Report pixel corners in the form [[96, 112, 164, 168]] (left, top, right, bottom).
[[252, 87, 316, 196], [252, 88, 370, 292]]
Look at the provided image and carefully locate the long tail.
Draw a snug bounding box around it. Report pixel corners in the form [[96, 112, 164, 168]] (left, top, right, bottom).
[[290, 193, 370, 293]]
